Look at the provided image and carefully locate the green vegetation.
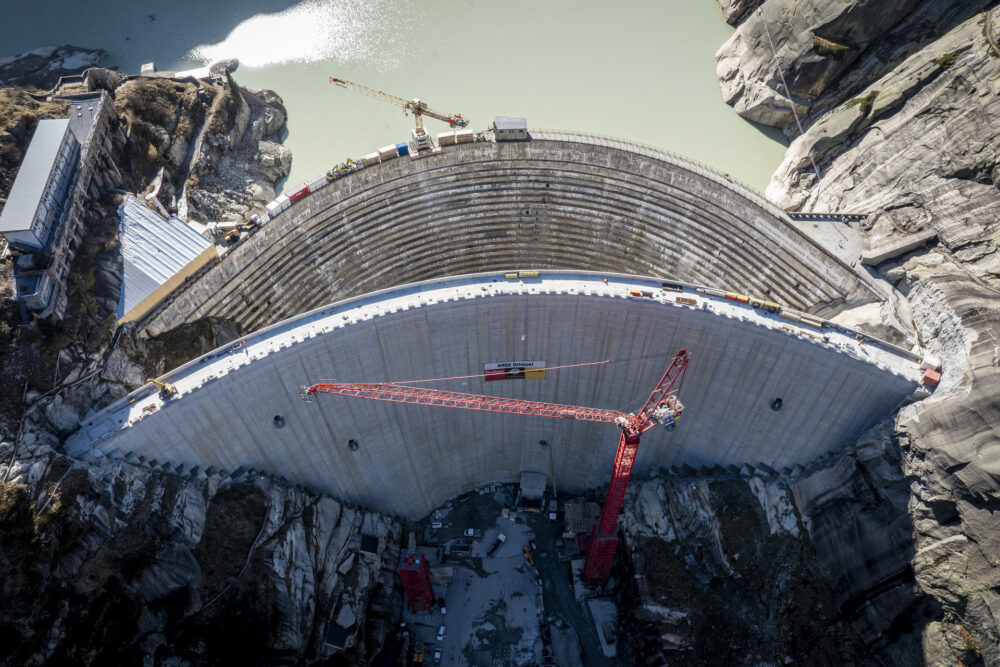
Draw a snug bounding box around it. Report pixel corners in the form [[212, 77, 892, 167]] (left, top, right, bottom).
[[813, 34, 853, 59], [933, 51, 961, 69], [0, 482, 29, 522], [846, 90, 880, 117], [959, 625, 982, 658]]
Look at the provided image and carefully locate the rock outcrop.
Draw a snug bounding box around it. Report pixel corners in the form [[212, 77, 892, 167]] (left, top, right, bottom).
[[0, 45, 104, 89], [715, 1, 993, 128], [766, 9, 1000, 286], [109, 72, 291, 223], [716, 2, 1000, 664], [0, 443, 402, 664], [619, 429, 983, 665]]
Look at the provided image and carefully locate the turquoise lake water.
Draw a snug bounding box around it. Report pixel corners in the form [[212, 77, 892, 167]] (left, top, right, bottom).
[[1, 0, 785, 192]]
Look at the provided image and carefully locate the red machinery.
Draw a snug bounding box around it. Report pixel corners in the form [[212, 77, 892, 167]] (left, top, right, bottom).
[[304, 349, 690, 588], [397, 549, 435, 613]]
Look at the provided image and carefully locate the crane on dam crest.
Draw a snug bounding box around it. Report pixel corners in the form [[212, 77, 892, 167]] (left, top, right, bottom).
[[329, 76, 469, 153], [303, 349, 691, 588]]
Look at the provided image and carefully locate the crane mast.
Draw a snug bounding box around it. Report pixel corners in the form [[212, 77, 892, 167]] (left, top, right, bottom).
[[329, 77, 468, 153], [304, 349, 690, 588]]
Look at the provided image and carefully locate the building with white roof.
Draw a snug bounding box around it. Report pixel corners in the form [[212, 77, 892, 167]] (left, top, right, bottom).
[[0, 118, 79, 252], [116, 196, 216, 324]]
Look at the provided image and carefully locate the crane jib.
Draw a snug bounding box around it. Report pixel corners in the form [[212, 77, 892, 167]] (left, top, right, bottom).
[[305, 348, 690, 590]]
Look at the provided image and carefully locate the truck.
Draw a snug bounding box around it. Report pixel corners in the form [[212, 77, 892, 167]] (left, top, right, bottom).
[[486, 533, 507, 557]]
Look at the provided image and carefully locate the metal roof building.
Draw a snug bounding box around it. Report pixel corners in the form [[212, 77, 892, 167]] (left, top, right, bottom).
[[117, 195, 215, 323], [0, 119, 78, 251], [493, 116, 528, 141]]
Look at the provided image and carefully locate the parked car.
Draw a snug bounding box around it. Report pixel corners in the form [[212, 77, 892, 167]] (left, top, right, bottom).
[[433, 647, 442, 664], [436, 625, 447, 641], [463, 528, 481, 537]]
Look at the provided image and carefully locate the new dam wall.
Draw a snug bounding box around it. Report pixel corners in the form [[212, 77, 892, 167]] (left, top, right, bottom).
[[143, 132, 878, 337], [70, 272, 922, 520]]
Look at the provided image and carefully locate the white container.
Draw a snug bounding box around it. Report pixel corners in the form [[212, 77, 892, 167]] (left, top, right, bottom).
[[437, 131, 456, 146], [455, 129, 474, 144], [307, 176, 327, 193], [378, 144, 398, 160], [920, 354, 941, 371], [276, 194, 290, 211], [362, 152, 380, 166], [265, 200, 282, 217]]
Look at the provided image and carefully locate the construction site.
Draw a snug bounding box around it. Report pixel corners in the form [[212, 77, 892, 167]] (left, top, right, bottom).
[[46, 76, 943, 665], [2, 67, 956, 665]]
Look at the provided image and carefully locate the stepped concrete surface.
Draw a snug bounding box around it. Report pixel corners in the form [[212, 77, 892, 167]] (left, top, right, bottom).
[[143, 132, 878, 337], [68, 271, 923, 520]]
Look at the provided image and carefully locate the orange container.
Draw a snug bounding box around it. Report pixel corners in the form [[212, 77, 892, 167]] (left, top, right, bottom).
[[921, 369, 941, 388]]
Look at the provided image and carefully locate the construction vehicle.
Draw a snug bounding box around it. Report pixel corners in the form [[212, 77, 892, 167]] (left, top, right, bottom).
[[326, 157, 356, 181], [147, 378, 176, 400], [208, 220, 258, 245], [486, 532, 507, 557], [523, 545, 534, 566], [329, 77, 468, 153], [303, 349, 690, 588]]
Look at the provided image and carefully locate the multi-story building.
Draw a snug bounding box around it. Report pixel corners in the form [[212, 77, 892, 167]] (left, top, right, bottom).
[[0, 91, 123, 318]]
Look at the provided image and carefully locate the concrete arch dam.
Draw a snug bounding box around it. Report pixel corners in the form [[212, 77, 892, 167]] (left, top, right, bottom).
[[70, 272, 922, 520], [143, 132, 877, 337]]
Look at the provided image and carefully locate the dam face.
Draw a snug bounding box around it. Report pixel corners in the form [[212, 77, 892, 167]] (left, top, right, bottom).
[[71, 273, 920, 520], [144, 132, 877, 337]]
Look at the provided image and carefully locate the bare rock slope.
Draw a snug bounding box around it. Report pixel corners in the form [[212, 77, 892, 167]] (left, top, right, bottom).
[[717, 1, 1000, 663], [0, 443, 401, 665]]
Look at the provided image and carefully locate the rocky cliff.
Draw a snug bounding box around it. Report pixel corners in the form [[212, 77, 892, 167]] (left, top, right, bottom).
[[107, 65, 291, 222], [0, 442, 402, 665], [617, 428, 985, 665], [0, 46, 104, 90], [714, 1, 1000, 664]]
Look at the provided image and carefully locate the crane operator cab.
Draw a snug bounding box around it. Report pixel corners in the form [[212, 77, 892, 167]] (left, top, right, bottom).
[[650, 396, 683, 430]]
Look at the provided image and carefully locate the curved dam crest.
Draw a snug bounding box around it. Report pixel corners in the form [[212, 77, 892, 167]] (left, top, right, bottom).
[[71, 272, 922, 520], [143, 132, 878, 337]]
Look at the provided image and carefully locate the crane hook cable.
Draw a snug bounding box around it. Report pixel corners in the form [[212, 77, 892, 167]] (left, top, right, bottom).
[[328, 359, 614, 387]]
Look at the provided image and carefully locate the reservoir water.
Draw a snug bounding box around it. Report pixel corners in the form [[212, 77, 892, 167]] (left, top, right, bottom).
[[1, 0, 786, 191]]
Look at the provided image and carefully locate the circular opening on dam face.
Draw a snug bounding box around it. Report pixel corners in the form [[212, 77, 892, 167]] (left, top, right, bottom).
[[348, 439, 360, 451], [273, 415, 286, 428], [771, 398, 783, 412]]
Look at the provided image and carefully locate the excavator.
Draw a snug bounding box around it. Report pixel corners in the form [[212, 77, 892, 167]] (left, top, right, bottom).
[[207, 219, 259, 245], [147, 378, 176, 400], [325, 157, 356, 182]]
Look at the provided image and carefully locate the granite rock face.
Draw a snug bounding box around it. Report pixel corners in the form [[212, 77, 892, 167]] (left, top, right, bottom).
[[716, 2, 1000, 664], [0, 444, 402, 664], [617, 437, 982, 665], [106, 70, 290, 224], [0, 45, 105, 89], [767, 10, 1000, 287], [715, 0, 993, 129]]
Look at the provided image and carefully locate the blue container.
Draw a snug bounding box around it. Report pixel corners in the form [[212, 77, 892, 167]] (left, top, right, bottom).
[[396, 142, 409, 156]]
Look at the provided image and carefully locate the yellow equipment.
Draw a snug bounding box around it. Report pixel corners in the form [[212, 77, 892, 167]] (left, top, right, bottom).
[[147, 378, 176, 400], [523, 545, 534, 566], [329, 77, 468, 152]]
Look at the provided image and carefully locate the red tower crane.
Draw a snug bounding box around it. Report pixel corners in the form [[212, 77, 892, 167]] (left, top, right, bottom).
[[303, 349, 690, 588]]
